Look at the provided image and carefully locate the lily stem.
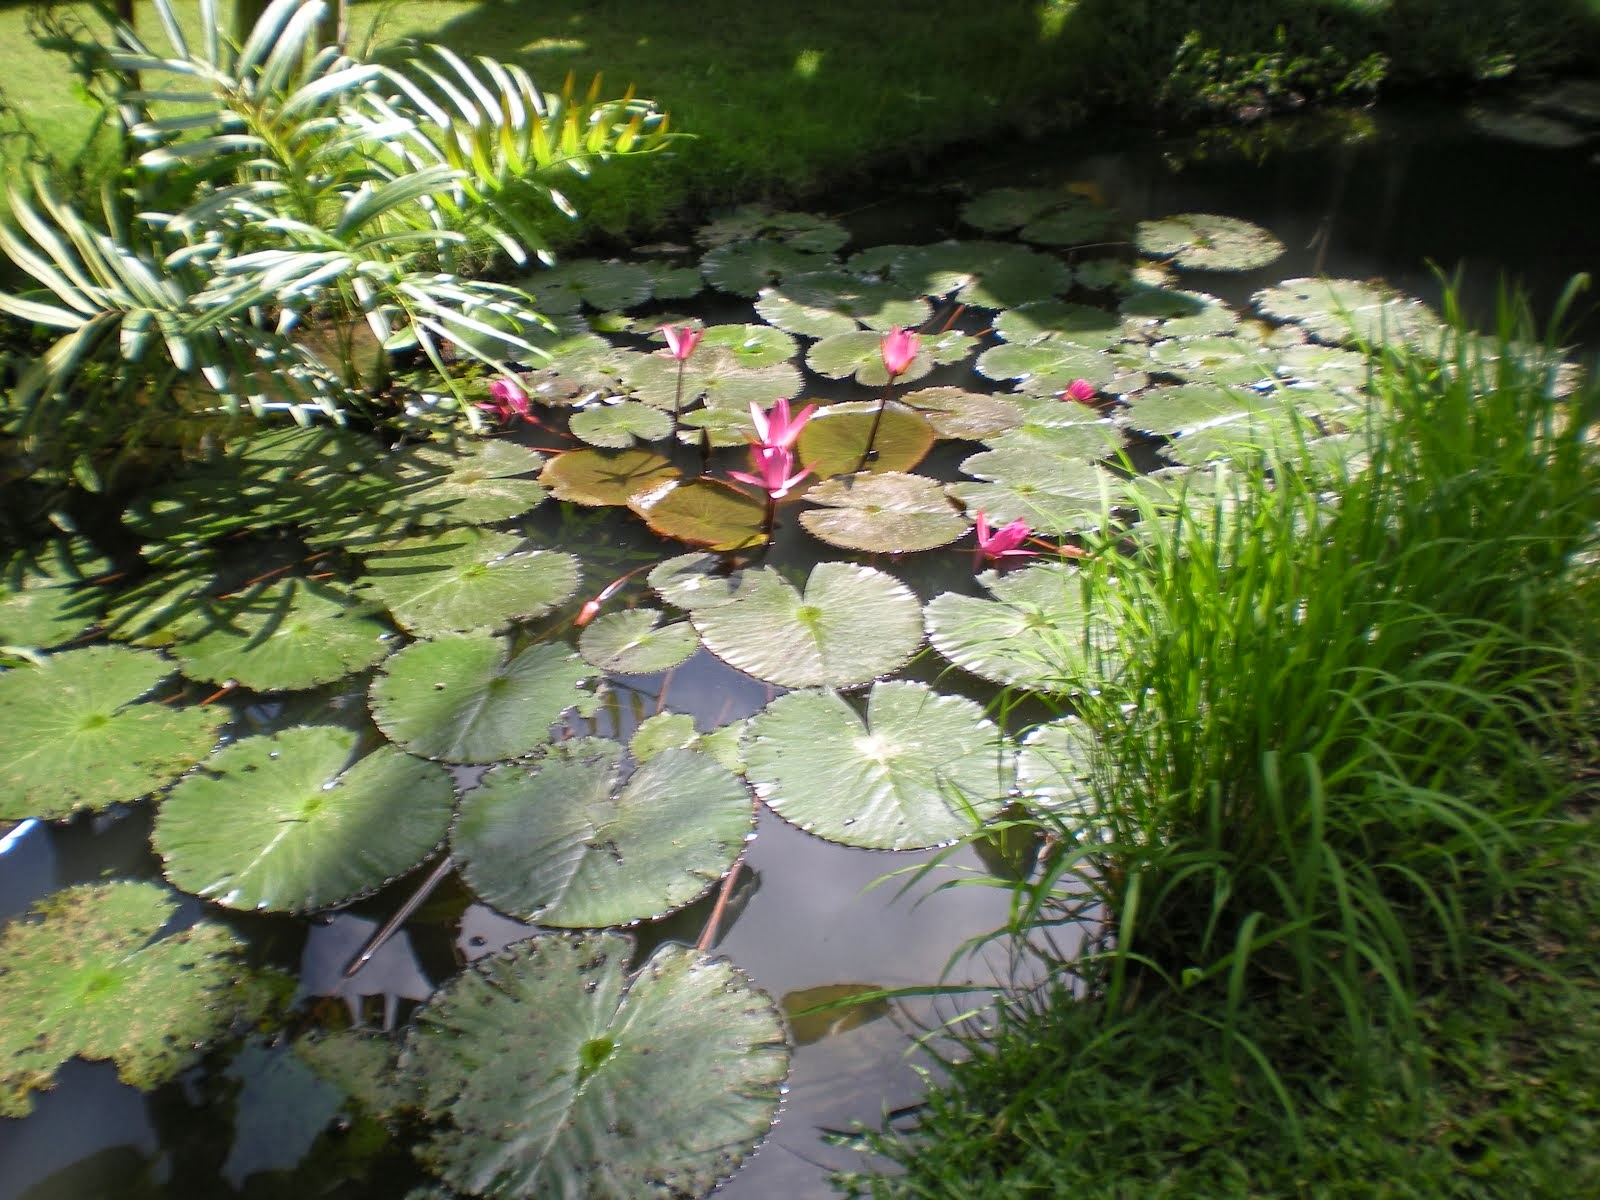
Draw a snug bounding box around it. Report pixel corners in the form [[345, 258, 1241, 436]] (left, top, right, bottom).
[[858, 382, 894, 470]]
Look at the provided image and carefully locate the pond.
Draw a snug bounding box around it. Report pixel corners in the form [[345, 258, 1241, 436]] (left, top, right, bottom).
[[2, 87, 1598, 1200]]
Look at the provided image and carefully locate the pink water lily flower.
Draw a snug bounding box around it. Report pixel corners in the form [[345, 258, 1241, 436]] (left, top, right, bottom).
[[661, 323, 704, 361], [1062, 378, 1097, 404], [880, 326, 920, 379], [476, 376, 538, 425], [749, 397, 817, 451], [974, 510, 1037, 563], [730, 445, 815, 500]]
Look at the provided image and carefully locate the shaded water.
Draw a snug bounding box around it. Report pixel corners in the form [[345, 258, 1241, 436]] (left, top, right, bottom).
[[3, 93, 1599, 1199]]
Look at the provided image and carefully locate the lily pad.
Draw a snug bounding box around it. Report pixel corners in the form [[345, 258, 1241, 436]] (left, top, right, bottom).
[[697, 205, 849, 253], [538, 448, 680, 507], [900, 386, 1025, 440], [155, 726, 455, 912], [742, 681, 1010, 849], [370, 634, 597, 763], [629, 478, 772, 551], [1136, 213, 1285, 272], [0, 550, 100, 651], [948, 451, 1124, 535], [357, 528, 581, 638], [622, 347, 805, 414], [169, 577, 393, 692], [403, 932, 788, 1199], [806, 329, 934, 387], [630, 714, 747, 773], [701, 241, 834, 297], [1019, 200, 1123, 248], [994, 301, 1127, 350], [696, 323, 802, 369], [0, 881, 247, 1117], [794, 402, 936, 477], [1015, 717, 1100, 820], [648, 553, 763, 612], [756, 271, 931, 335], [382, 440, 551, 527], [1252, 277, 1443, 349], [690, 561, 923, 689], [885, 241, 1074, 309], [959, 186, 1072, 232], [798, 472, 969, 553], [1120, 286, 1241, 339], [451, 746, 752, 926], [976, 341, 1131, 394], [578, 610, 699, 674], [520, 259, 655, 313], [569, 400, 674, 448], [0, 645, 227, 821], [924, 562, 1117, 693]]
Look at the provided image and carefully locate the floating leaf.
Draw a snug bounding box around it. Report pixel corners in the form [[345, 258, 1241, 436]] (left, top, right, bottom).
[[539, 447, 680, 507], [1019, 199, 1122, 248], [155, 727, 454, 912], [404, 933, 789, 1198], [1119, 382, 1360, 467], [0, 881, 247, 1117], [1015, 717, 1100, 819], [1253, 277, 1443, 348], [900, 386, 1024, 440], [994, 301, 1126, 350], [629, 713, 747, 773], [622, 347, 804, 413], [383, 440, 550, 526], [976, 341, 1133, 394], [742, 682, 1010, 849], [691, 562, 922, 689], [629, 478, 771, 551], [0, 551, 98, 650], [1136, 213, 1285, 272], [948, 451, 1123, 535], [783, 983, 893, 1045], [452, 747, 752, 927], [756, 271, 931, 335], [959, 186, 1070, 232], [794, 401, 936, 477], [884, 241, 1074, 309], [370, 634, 596, 763], [701, 241, 834, 297], [752, 285, 858, 340], [924, 562, 1116, 692], [807, 329, 933, 387], [0, 645, 226, 821], [1275, 342, 1373, 391], [648, 552, 762, 612], [1143, 335, 1280, 385], [357, 528, 580, 638], [697, 205, 849, 252], [578, 610, 699, 674], [798, 472, 968, 553], [641, 260, 704, 301], [521, 258, 655, 313], [169, 577, 393, 692], [1119, 286, 1240, 339], [696, 323, 802, 369], [569, 400, 674, 448]]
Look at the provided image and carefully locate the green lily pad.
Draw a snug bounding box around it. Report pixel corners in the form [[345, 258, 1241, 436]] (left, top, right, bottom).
[[1119, 382, 1360, 467], [691, 561, 923, 689], [900, 386, 1025, 440], [948, 452, 1124, 534], [1019, 200, 1122, 248], [404, 932, 788, 1199], [539, 447, 680, 507], [994, 301, 1127, 350], [885, 241, 1075, 309], [155, 726, 454, 912], [756, 271, 931, 335], [629, 478, 772, 551], [1120, 286, 1241, 339], [569, 400, 674, 448], [1136, 213, 1285, 272], [806, 330, 933, 387], [973, 418, 1124, 462], [622, 347, 805, 414], [357, 528, 581, 638], [0, 645, 227, 821], [641, 260, 705, 301], [0, 547, 102, 650], [648, 552, 763, 612], [798, 472, 969, 553], [696, 323, 802, 369], [1252, 277, 1443, 349], [959, 186, 1072, 232], [794, 401, 936, 477], [0, 881, 248, 1118], [629, 714, 747, 773], [742, 681, 1010, 849], [383, 440, 551, 526], [697, 205, 850, 252], [169, 578, 393, 692], [521, 259, 655, 313], [451, 746, 752, 926], [1143, 335, 1280, 385], [578, 610, 699, 674], [924, 562, 1117, 693], [700, 241, 835, 297], [370, 634, 597, 764], [1016, 717, 1100, 820], [1275, 342, 1373, 391], [100, 552, 219, 648], [975, 341, 1132, 394]]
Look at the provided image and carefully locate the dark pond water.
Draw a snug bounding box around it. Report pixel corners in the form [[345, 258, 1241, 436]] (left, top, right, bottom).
[[3, 91, 1598, 1200]]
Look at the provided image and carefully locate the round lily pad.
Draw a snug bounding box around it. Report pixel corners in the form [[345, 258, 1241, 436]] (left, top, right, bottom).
[[794, 401, 936, 477], [569, 401, 674, 448], [621, 348, 805, 414], [1016, 717, 1100, 820], [696, 323, 801, 369], [975, 341, 1130, 394], [690, 562, 923, 689], [648, 553, 763, 612], [403, 932, 789, 1199], [538, 448, 680, 507], [0, 559, 96, 651], [155, 726, 455, 912], [451, 747, 752, 926], [1252, 277, 1443, 348], [0, 881, 248, 1118], [521, 258, 655, 313], [628, 478, 771, 552], [887, 241, 1074, 309], [169, 578, 393, 692], [629, 714, 747, 773], [924, 563, 1116, 693], [384, 440, 550, 526], [757, 271, 931, 334], [700, 241, 834, 296], [807, 330, 934, 388], [578, 609, 699, 674], [798, 472, 969, 553], [948, 451, 1124, 535], [1019, 200, 1122, 248], [697, 205, 849, 252], [1136, 213, 1285, 272], [357, 528, 581, 638], [900, 386, 1025, 440], [0, 645, 227, 821], [370, 634, 597, 763], [742, 681, 1010, 849], [994, 301, 1127, 350], [959, 186, 1070, 232], [1119, 286, 1240, 339]]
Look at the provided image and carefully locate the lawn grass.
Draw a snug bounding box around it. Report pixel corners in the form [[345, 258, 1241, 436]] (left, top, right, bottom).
[[845, 305, 1600, 1196], [2, 0, 1599, 245]]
